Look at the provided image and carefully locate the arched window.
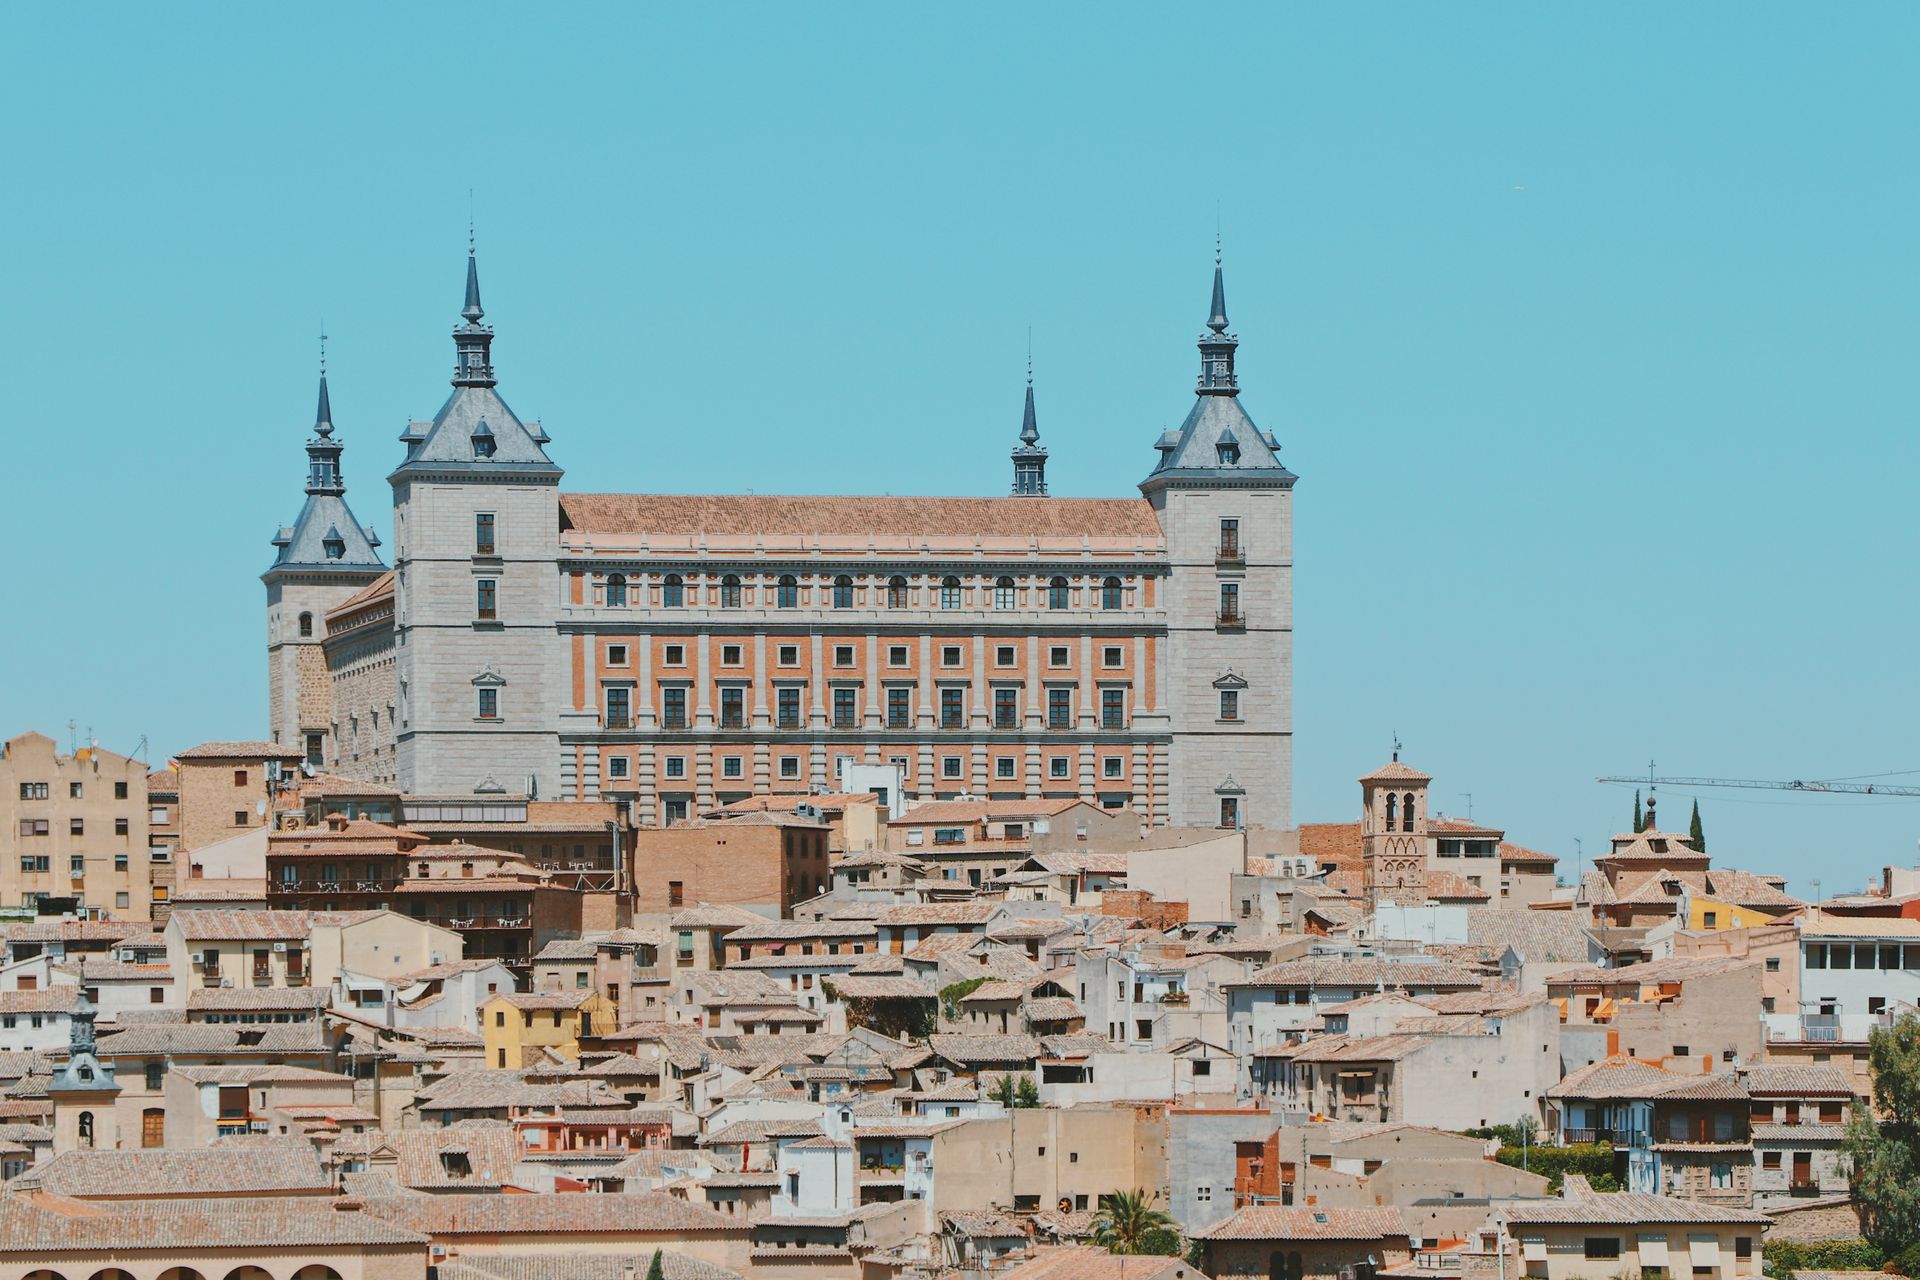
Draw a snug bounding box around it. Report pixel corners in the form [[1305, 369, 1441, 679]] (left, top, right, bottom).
[[887, 575, 909, 609], [77, 1111, 94, 1147], [605, 573, 627, 608], [720, 574, 742, 608], [939, 576, 961, 610], [833, 575, 854, 609], [662, 574, 684, 608], [1101, 577, 1123, 610], [993, 576, 1016, 610], [1385, 794, 1397, 829], [1048, 576, 1069, 610], [1402, 793, 1416, 833], [297, 611, 313, 638], [777, 575, 798, 609]]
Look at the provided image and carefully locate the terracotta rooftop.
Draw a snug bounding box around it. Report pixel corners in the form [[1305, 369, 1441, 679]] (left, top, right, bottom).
[[34, 1143, 332, 1198], [360, 1189, 739, 1235], [173, 740, 305, 761], [0, 1194, 427, 1252], [166, 909, 312, 941], [1194, 1205, 1412, 1241]]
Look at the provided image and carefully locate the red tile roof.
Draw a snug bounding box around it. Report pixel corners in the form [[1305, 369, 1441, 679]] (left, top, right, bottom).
[[559, 493, 1162, 538]]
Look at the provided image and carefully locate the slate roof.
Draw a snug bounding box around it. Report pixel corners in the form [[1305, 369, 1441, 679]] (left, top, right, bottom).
[[561, 494, 1162, 539]]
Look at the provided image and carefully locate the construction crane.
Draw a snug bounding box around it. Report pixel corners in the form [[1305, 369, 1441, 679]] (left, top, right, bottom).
[[1597, 774, 1920, 797]]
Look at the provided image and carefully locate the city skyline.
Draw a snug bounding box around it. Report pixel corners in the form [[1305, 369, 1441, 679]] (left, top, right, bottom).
[[4, 4, 1917, 893]]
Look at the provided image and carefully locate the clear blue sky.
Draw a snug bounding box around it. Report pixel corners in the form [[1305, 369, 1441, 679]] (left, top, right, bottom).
[[3, 4, 1915, 896]]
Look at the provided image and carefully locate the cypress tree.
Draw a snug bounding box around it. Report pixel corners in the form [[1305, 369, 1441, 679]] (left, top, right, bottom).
[[1689, 800, 1706, 853], [1633, 790, 1643, 833], [645, 1250, 665, 1280]]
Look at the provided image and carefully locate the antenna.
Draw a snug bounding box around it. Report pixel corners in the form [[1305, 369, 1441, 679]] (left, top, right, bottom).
[[468, 189, 476, 254], [319, 323, 328, 376], [1460, 793, 1473, 821]]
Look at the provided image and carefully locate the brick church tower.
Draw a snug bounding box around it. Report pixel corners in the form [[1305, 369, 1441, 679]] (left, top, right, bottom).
[[1361, 754, 1432, 906]]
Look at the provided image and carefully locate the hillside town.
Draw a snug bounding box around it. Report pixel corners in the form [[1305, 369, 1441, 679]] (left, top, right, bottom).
[[0, 726, 1898, 1280]]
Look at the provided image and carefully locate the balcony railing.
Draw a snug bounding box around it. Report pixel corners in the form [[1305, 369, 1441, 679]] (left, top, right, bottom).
[[660, 712, 688, 730], [605, 714, 631, 730], [1217, 610, 1246, 629], [1560, 1127, 1617, 1146], [720, 711, 745, 729], [1217, 537, 1244, 564]]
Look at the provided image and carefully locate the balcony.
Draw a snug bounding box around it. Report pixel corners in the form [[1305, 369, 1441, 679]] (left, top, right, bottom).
[[719, 712, 746, 730], [1216, 610, 1246, 630], [1216, 538, 1245, 565], [660, 712, 688, 730], [605, 714, 631, 730], [1560, 1128, 1617, 1146]]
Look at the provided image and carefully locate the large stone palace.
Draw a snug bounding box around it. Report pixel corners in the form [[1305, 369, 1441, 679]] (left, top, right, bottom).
[[264, 247, 1297, 829]]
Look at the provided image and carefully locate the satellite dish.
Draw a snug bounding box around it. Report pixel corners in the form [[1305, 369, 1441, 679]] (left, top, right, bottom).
[[255, 799, 268, 817]]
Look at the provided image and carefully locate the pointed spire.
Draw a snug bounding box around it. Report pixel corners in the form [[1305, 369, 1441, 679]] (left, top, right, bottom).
[[314, 328, 334, 438], [1020, 354, 1039, 446], [462, 251, 484, 323], [1207, 236, 1229, 333]]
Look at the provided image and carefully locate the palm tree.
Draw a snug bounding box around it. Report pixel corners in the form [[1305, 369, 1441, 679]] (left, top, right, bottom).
[[1091, 1189, 1177, 1255]]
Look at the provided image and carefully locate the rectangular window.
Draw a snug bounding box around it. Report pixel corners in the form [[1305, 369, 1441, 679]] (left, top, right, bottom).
[[70, 818, 85, 836], [1219, 689, 1240, 721], [1049, 646, 1070, 668], [18, 783, 48, 800], [663, 644, 685, 667], [996, 757, 1017, 779], [474, 512, 496, 555], [942, 645, 963, 667], [607, 755, 630, 780], [664, 756, 686, 779], [834, 645, 855, 667], [1101, 687, 1126, 729], [70, 781, 84, 799], [721, 643, 743, 666], [1219, 517, 1241, 558], [722, 755, 744, 779], [1050, 757, 1071, 779], [477, 687, 499, 719], [1104, 756, 1124, 778], [661, 687, 688, 729], [833, 687, 858, 728], [942, 756, 963, 779], [996, 645, 1016, 667], [1102, 645, 1123, 667], [777, 687, 802, 729], [233, 810, 249, 827], [887, 686, 912, 728], [664, 799, 688, 825], [720, 686, 746, 729], [888, 645, 909, 666], [940, 687, 965, 729], [778, 756, 801, 779], [668, 880, 684, 907], [1584, 1239, 1621, 1261], [1218, 582, 1240, 622], [476, 578, 497, 619], [1219, 797, 1240, 829], [1048, 688, 1073, 729], [604, 686, 631, 729], [115, 781, 128, 799], [994, 687, 1019, 729], [606, 644, 629, 667], [778, 644, 799, 666]]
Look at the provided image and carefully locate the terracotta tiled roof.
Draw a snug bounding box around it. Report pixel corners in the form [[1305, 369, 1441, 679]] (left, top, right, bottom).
[[1740, 1064, 1860, 1097], [361, 1189, 739, 1235], [1194, 1206, 1412, 1241], [327, 569, 396, 617], [172, 740, 305, 760], [560, 493, 1162, 539], [1359, 760, 1433, 784], [439, 1251, 746, 1280], [1235, 958, 1483, 990], [877, 902, 1002, 926], [1504, 1190, 1769, 1225], [928, 1032, 1041, 1064], [0, 1195, 428, 1251], [998, 1247, 1206, 1280], [145, 769, 180, 796], [187, 987, 330, 1013], [1498, 842, 1558, 865], [170, 877, 269, 903], [166, 909, 312, 940], [0, 988, 81, 1015], [35, 1143, 332, 1197]]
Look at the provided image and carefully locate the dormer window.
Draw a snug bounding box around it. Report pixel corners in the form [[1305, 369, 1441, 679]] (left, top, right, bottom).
[[1217, 442, 1240, 465], [323, 533, 345, 559], [471, 420, 496, 458]]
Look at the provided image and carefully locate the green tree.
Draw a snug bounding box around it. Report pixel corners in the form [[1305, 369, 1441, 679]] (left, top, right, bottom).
[[1633, 790, 1643, 833], [644, 1250, 665, 1280], [940, 977, 989, 1020], [1845, 1011, 1920, 1252], [1016, 1075, 1040, 1107], [1688, 800, 1706, 853], [1091, 1189, 1177, 1255], [991, 1073, 1040, 1108]]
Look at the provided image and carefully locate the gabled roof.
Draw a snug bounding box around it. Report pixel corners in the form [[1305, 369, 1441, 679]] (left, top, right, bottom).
[[559, 494, 1161, 539], [1193, 1206, 1411, 1241]]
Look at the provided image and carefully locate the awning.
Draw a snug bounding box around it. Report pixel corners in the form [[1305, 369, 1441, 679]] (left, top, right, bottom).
[[1638, 1236, 1670, 1268], [1521, 1237, 1548, 1262], [1689, 1235, 1720, 1268], [1338, 1069, 1376, 1078]]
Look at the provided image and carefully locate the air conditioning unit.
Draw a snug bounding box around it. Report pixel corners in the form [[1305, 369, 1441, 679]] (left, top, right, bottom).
[[273, 942, 287, 953], [219, 978, 233, 988]]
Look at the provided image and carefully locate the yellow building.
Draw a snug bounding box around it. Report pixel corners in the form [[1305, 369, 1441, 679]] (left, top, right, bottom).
[[482, 989, 617, 1069], [1688, 896, 1780, 931]]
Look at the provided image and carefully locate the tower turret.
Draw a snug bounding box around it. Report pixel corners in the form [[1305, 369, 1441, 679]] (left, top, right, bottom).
[[263, 346, 387, 768]]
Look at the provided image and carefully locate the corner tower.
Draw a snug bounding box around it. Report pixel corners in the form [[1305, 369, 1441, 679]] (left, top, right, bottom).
[[388, 245, 565, 797], [264, 360, 387, 767], [1141, 247, 1296, 829]]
